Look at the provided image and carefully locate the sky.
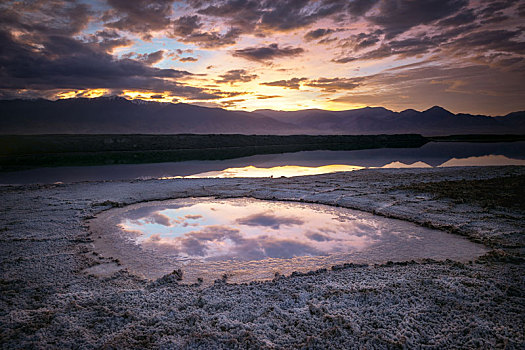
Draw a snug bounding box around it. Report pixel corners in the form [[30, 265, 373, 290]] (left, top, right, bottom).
[[0, 0, 524, 115]]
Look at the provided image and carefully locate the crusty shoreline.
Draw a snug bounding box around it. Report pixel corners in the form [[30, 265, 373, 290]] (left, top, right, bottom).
[[1, 167, 523, 348]]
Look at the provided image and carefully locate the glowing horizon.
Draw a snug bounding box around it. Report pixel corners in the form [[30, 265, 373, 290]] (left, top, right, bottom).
[[1, 1, 524, 115]]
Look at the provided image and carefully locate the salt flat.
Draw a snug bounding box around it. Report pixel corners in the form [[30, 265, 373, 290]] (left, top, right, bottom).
[[1, 167, 523, 348]]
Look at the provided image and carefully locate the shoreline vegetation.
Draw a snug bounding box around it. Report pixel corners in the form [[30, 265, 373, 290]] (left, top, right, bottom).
[[1, 133, 524, 172]]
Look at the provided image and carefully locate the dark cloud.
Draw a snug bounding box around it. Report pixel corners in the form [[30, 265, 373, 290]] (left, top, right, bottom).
[[477, 0, 516, 19], [258, 0, 344, 32], [340, 29, 383, 51], [236, 212, 303, 229], [519, 3, 525, 17], [480, 12, 509, 24], [91, 30, 134, 53], [0, 1, 255, 100], [347, 0, 380, 17], [368, 0, 468, 39], [437, 9, 476, 27], [0, 0, 91, 39], [233, 43, 304, 62], [332, 56, 357, 64], [304, 77, 363, 92], [261, 78, 307, 90], [354, 31, 383, 50], [171, 15, 242, 48], [0, 28, 239, 101], [179, 56, 198, 62], [215, 69, 258, 84], [196, 0, 346, 34], [304, 28, 335, 41], [172, 14, 202, 36], [446, 29, 525, 55], [104, 0, 175, 39], [136, 50, 165, 65], [196, 0, 262, 31]]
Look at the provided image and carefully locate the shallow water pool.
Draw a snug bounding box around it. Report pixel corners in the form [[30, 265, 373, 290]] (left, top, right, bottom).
[[91, 197, 487, 283]]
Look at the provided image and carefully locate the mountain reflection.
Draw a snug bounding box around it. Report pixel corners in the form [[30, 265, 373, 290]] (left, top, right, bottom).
[[178, 154, 525, 178]]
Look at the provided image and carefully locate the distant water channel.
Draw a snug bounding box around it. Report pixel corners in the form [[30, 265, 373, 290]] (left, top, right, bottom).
[[1, 141, 524, 184], [91, 197, 487, 283]]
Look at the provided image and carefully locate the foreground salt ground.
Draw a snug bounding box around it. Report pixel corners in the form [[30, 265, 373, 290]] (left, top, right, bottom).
[[0, 167, 523, 348]]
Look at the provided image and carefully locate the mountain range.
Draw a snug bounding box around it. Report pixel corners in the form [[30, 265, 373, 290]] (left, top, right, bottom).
[[1, 97, 524, 135]]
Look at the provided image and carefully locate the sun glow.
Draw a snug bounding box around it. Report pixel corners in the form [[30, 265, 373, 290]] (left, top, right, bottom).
[[55, 89, 110, 99], [121, 90, 178, 103]]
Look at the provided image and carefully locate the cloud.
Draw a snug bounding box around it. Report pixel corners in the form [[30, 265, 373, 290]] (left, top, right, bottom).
[[172, 14, 202, 35], [104, 0, 175, 39], [304, 28, 335, 41], [477, 0, 517, 19], [330, 63, 525, 115], [304, 77, 363, 92], [338, 29, 383, 52], [179, 56, 198, 62], [175, 27, 242, 48], [437, 9, 476, 26], [91, 30, 134, 53], [136, 50, 165, 65], [257, 0, 344, 32], [171, 14, 242, 48], [215, 69, 258, 84], [347, 0, 380, 16], [368, 0, 468, 39], [236, 212, 303, 229], [446, 29, 525, 55], [261, 77, 362, 92], [332, 57, 357, 64], [196, 0, 346, 34], [261, 78, 307, 90], [256, 95, 282, 99], [233, 43, 304, 62]]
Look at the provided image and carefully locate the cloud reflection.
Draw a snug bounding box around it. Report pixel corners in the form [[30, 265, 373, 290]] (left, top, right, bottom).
[[119, 198, 380, 261], [236, 211, 303, 229]]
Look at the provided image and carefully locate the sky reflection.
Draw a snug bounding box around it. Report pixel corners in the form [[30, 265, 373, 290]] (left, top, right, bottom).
[[120, 198, 378, 261], [181, 154, 524, 178], [117, 197, 486, 266], [102, 197, 488, 282]]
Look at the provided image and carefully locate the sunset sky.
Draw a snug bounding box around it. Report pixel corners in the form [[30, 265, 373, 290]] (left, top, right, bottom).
[[1, 0, 524, 115]]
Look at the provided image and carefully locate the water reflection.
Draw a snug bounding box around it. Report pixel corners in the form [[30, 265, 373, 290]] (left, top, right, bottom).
[[181, 154, 525, 178], [108, 197, 487, 283], [1, 141, 523, 183], [119, 198, 378, 261], [183, 164, 364, 178], [438, 155, 525, 167]]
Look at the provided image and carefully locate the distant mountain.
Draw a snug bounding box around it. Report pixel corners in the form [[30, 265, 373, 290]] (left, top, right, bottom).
[[0, 97, 524, 135], [256, 106, 525, 135], [0, 97, 298, 135]]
